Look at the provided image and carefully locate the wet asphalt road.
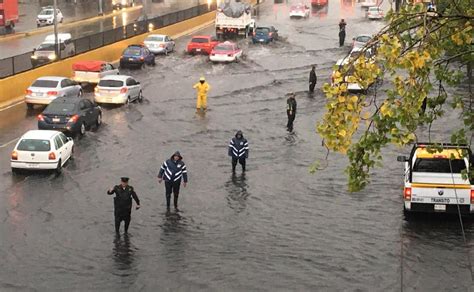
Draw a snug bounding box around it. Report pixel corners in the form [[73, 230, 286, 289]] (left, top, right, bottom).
[[1, 0, 474, 290], [0, 0, 208, 59]]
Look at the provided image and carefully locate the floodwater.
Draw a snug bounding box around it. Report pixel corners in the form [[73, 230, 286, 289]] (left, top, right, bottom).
[[0, 0, 473, 290]]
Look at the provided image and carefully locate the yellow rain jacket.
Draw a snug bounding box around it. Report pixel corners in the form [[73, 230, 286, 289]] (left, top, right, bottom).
[[193, 82, 210, 109]]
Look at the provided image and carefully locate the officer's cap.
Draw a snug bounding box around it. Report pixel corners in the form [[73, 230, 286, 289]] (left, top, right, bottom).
[[121, 177, 129, 182]]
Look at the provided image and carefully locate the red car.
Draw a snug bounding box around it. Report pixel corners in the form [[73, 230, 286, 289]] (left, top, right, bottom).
[[186, 35, 219, 55]]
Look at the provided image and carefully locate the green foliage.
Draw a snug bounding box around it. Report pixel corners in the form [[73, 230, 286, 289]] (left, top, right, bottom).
[[318, 0, 474, 192]]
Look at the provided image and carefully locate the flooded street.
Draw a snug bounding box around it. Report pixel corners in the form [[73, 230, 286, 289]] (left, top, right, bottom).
[[0, 0, 473, 290]]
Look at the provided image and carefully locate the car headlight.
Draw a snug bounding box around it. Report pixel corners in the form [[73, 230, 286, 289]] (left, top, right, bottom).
[[31, 55, 38, 60], [48, 54, 57, 60]]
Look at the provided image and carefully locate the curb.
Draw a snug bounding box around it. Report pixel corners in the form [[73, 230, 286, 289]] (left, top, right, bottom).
[[0, 5, 143, 42]]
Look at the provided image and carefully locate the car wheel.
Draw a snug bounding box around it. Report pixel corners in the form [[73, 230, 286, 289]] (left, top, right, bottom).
[[96, 113, 102, 127], [27, 103, 34, 110], [138, 91, 143, 103], [56, 159, 62, 174], [126, 97, 131, 105], [11, 167, 18, 175], [77, 89, 83, 97], [141, 62, 145, 69], [79, 122, 86, 136], [37, 24, 40, 28]]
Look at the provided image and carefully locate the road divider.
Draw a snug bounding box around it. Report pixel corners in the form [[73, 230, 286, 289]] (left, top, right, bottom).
[[0, 11, 216, 110]]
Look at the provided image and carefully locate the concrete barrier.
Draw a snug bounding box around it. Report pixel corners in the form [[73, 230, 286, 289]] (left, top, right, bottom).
[[0, 10, 216, 109]]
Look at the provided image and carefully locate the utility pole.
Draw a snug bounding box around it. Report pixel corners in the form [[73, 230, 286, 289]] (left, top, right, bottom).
[[53, 0, 59, 60]]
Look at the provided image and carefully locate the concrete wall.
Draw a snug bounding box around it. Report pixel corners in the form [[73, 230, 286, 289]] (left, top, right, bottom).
[[0, 10, 216, 108]]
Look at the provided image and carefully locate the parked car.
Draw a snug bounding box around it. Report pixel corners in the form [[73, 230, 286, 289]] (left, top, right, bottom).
[[289, 4, 310, 18], [72, 61, 119, 84], [186, 35, 219, 55], [210, 41, 243, 63], [144, 34, 175, 55], [31, 33, 75, 67], [38, 98, 102, 136], [94, 75, 142, 105], [367, 7, 384, 20], [397, 143, 473, 215], [351, 34, 372, 51], [119, 44, 155, 68], [11, 130, 74, 174], [25, 77, 83, 109], [36, 6, 63, 27], [331, 48, 375, 92], [360, 0, 377, 8], [252, 26, 278, 44]]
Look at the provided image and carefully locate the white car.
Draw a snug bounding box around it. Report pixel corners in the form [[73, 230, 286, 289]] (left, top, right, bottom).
[[144, 34, 175, 55], [289, 4, 310, 18], [360, 0, 377, 8], [11, 130, 74, 173], [351, 34, 372, 51], [332, 48, 375, 92], [94, 75, 142, 105], [209, 41, 243, 63], [397, 144, 474, 215], [36, 7, 64, 27], [25, 77, 83, 109], [367, 7, 384, 20]]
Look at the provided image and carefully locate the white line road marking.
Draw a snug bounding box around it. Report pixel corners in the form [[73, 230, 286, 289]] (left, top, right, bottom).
[[0, 99, 25, 113], [0, 137, 19, 149]]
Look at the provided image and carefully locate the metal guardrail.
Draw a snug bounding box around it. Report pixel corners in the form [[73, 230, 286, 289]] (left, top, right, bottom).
[[0, 3, 217, 79]]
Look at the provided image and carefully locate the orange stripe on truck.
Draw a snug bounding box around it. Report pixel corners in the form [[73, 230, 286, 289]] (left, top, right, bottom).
[[411, 183, 472, 189]]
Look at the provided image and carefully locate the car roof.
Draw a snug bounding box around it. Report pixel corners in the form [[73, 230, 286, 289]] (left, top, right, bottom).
[[48, 97, 81, 105], [355, 34, 372, 39], [217, 41, 236, 46], [100, 75, 131, 81], [35, 76, 67, 82], [45, 33, 72, 42], [127, 44, 145, 48], [192, 35, 211, 38], [147, 34, 167, 38], [21, 130, 60, 140]]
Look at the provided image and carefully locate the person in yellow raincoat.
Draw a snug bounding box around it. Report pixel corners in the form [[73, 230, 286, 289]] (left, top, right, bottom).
[[193, 77, 210, 111]]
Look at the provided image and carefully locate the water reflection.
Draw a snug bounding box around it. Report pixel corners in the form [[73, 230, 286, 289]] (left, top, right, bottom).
[[112, 234, 136, 273], [160, 211, 189, 272], [225, 173, 250, 213]]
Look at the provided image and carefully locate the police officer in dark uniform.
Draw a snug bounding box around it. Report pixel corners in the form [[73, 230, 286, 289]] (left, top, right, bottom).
[[228, 130, 249, 173], [107, 177, 141, 234], [339, 19, 347, 47], [287, 93, 297, 132]]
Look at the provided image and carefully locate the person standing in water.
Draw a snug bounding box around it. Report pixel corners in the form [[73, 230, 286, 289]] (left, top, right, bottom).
[[287, 93, 297, 132], [193, 77, 211, 112], [228, 130, 249, 173], [107, 177, 141, 234], [309, 65, 317, 93], [158, 151, 188, 211]]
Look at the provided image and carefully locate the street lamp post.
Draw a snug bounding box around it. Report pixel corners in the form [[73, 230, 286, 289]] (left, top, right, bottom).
[[53, 0, 59, 60], [99, 0, 104, 16]]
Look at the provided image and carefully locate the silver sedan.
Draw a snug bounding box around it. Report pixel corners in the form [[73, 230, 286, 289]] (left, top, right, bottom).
[[144, 34, 175, 55], [25, 77, 83, 109]]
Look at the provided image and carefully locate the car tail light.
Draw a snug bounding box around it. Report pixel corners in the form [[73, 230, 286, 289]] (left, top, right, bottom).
[[94, 86, 99, 92], [404, 187, 412, 201], [120, 87, 128, 94], [37, 114, 44, 121], [11, 151, 18, 160], [68, 114, 79, 123], [159, 44, 165, 48], [253, 32, 256, 36], [48, 152, 56, 160], [140, 57, 144, 61], [269, 32, 273, 37], [470, 190, 474, 204], [25, 89, 32, 95], [47, 91, 58, 96]]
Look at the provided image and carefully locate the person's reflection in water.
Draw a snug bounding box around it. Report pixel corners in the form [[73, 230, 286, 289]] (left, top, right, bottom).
[[112, 234, 137, 278], [160, 211, 189, 273], [225, 173, 250, 213]]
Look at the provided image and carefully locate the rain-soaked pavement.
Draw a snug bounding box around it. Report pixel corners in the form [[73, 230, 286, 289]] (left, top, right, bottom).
[[1, 0, 473, 290], [0, 0, 209, 59]]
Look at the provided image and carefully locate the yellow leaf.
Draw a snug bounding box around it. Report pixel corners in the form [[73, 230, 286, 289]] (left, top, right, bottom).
[[338, 96, 346, 103], [350, 95, 358, 103], [338, 129, 347, 137]]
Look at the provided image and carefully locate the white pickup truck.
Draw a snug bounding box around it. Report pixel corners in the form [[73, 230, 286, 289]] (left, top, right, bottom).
[[397, 143, 473, 215], [72, 61, 119, 85], [215, 1, 255, 39]]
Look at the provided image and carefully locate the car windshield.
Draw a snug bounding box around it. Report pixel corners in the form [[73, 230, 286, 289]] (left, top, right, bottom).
[[291, 5, 304, 9], [356, 36, 371, 43], [31, 80, 58, 88], [369, 7, 379, 11], [191, 38, 208, 43], [37, 44, 55, 51], [147, 36, 164, 42], [256, 28, 270, 33], [17, 139, 51, 152], [40, 9, 54, 16], [215, 45, 233, 51], [124, 48, 142, 56], [413, 158, 467, 173], [45, 102, 76, 113], [98, 80, 123, 87]]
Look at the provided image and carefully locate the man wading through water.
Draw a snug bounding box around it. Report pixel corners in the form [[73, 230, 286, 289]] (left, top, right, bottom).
[[339, 19, 346, 47], [107, 177, 141, 234], [286, 93, 297, 132], [228, 130, 249, 173], [158, 151, 188, 211]]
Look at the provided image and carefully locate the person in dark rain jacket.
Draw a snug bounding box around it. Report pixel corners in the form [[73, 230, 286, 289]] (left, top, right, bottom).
[[309, 65, 317, 93], [107, 177, 141, 234], [158, 151, 188, 210], [287, 93, 297, 132], [339, 19, 346, 47], [228, 130, 249, 173]]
